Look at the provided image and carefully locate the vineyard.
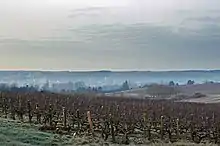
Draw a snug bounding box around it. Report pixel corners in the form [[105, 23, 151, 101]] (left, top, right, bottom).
[[0, 91, 219, 145]]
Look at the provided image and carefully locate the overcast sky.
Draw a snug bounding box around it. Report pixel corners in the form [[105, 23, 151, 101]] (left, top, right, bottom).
[[0, 0, 220, 71]]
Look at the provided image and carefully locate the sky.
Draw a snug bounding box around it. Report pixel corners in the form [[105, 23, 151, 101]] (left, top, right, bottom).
[[0, 0, 220, 71]]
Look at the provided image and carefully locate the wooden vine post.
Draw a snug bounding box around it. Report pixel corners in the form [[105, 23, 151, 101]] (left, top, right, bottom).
[[109, 114, 116, 143], [18, 97, 23, 122], [63, 107, 67, 128], [160, 115, 164, 140], [3, 97, 8, 118], [176, 118, 180, 140], [27, 100, 33, 123], [190, 114, 195, 142], [48, 104, 53, 126], [87, 111, 94, 136], [143, 112, 148, 138], [76, 109, 81, 133], [35, 103, 41, 124], [148, 118, 152, 141], [122, 123, 129, 144], [9, 98, 15, 120]]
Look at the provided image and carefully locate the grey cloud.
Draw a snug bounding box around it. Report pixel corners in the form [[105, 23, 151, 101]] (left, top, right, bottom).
[[1, 0, 220, 70], [186, 16, 220, 23], [1, 21, 220, 70], [69, 6, 122, 18], [68, 23, 220, 69], [71, 6, 112, 13]]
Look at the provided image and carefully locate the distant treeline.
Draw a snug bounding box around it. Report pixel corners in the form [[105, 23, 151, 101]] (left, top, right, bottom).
[[0, 84, 38, 92], [0, 80, 131, 94]]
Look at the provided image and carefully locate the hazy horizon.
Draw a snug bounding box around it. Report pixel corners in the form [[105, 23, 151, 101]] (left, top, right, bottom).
[[0, 69, 220, 72], [1, 0, 220, 70]]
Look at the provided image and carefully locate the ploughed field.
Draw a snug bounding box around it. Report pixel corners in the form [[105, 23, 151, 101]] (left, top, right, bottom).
[[0, 91, 219, 145]]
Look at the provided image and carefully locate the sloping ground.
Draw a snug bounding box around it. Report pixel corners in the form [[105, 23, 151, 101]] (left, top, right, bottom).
[[180, 95, 220, 104], [107, 83, 220, 103], [0, 118, 217, 146], [105, 88, 150, 98], [176, 83, 220, 103], [177, 83, 220, 95], [0, 118, 74, 146]]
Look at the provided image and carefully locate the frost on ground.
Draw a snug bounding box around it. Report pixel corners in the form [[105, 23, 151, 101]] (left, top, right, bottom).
[[0, 117, 217, 146]]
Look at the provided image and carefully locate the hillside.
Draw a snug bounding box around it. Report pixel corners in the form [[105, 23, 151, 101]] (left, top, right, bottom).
[[0, 118, 72, 146], [177, 83, 220, 95], [0, 117, 215, 146], [107, 83, 220, 103]]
